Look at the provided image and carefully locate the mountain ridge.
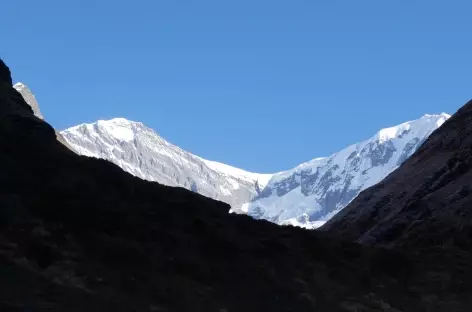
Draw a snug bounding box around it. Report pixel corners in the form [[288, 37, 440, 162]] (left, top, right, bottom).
[[60, 117, 271, 209], [14, 81, 450, 228], [61, 111, 449, 227], [246, 113, 450, 228]]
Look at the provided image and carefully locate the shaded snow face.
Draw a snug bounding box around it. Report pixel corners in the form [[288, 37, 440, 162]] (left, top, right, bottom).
[[245, 113, 450, 225]]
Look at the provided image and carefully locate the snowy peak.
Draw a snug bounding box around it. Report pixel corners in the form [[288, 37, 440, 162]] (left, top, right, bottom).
[[61, 112, 449, 230], [61, 118, 272, 209], [95, 119, 136, 142], [13, 82, 43, 119], [270, 113, 449, 181], [62, 118, 174, 160], [244, 113, 450, 228], [66, 117, 270, 182], [90, 118, 138, 141], [373, 113, 449, 144]]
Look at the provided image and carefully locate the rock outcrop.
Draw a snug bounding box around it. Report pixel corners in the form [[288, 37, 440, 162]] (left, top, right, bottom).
[[13, 82, 44, 119], [12, 81, 74, 151]]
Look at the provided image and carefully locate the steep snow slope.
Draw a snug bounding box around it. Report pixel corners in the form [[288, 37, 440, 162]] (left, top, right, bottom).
[[61, 118, 272, 209], [244, 114, 450, 228]]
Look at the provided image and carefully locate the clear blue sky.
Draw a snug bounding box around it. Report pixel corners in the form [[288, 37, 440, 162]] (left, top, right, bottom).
[[1, 1, 470, 173]]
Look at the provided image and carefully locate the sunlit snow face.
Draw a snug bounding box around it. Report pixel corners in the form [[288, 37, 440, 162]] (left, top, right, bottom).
[[96, 118, 136, 142], [244, 113, 451, 226]]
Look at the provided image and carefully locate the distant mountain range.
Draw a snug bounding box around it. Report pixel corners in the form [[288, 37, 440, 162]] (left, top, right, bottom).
[[16, 83, 449, 228]]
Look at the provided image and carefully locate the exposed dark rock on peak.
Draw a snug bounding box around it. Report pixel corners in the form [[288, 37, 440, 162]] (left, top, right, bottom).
[[323, 99, 472, 249]]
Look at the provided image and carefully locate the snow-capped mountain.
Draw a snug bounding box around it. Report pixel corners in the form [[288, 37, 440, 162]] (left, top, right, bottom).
[[15, 82, 450, 229], [243, 113, 450, 228], [60, 118, 273, 209], [60, 114, 449, 229]]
